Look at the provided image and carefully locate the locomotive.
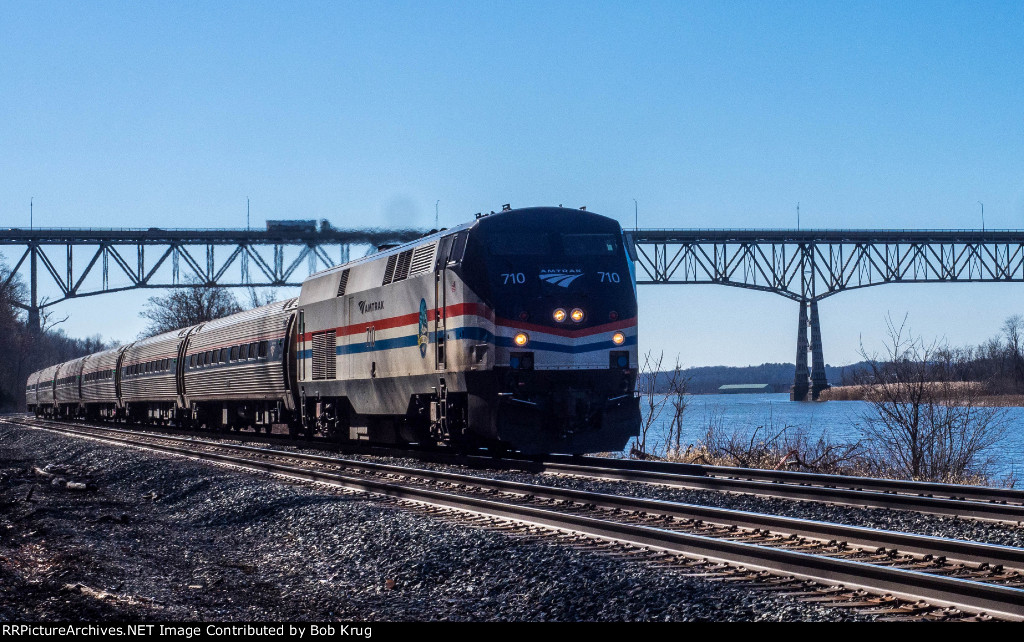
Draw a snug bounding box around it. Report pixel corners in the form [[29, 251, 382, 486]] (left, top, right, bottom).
[[26, 206, 640, 454]]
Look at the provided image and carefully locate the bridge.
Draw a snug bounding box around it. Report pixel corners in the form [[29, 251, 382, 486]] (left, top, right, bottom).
[[0, 225, 422, 331], [4, 226, 1022, 400], [627, 229, 1024, 399]]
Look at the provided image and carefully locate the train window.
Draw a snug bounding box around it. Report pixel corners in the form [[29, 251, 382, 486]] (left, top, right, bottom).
[[207, 350, 215, 364], [484, 233, 550, 255], [163, 358, 169, 370], [562, 233, 619, 256], [230, 345, 238, 361], [449, 231, 469, 262], [220, 347, 229, 363], [249, 342, 258, 359], [258, 340, 268, 358], [188, 354, 195, 368]]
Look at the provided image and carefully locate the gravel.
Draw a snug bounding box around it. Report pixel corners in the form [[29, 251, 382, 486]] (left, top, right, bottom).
[[342, 453, 1024, 549], [0, 421, 879, 622]]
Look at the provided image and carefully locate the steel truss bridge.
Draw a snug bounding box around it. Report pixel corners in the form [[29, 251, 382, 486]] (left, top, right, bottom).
[[0, 226, 422, 331], [4, 227, 1022, 400], [627, 229, 1024, 398]]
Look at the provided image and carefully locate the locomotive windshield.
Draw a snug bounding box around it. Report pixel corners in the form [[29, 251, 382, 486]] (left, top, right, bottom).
[[461, 208, 637, 324], [484, 233, 619, 257]]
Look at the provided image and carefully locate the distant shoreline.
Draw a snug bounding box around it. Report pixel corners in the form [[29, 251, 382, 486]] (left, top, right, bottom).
[[818, 384, 1024, 408]]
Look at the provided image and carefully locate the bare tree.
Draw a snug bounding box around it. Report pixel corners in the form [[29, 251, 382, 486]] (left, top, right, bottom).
[[663, 356, 690, 456], [631, 352, 691, 459], [631, 351, 666, 458], [856, 314, 1008, 483], [246, 287, 279, 310], [139, 280, 242, 336], [1003, 314, 1024, 392]]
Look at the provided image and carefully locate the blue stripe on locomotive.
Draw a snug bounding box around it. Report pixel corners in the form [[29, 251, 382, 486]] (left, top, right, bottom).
[[297, 326, 636, 359]]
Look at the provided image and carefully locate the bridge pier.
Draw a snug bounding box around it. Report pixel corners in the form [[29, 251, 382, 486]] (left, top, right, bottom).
[[809, 300, 829, 399], [790, 301, 809, 401], [28, 244, 40, 333], [791, 300, 829, 400]]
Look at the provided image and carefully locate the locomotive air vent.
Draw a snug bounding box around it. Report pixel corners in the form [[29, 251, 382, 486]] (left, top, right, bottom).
[[393, 249, 413, 282], [336, 269, 350, 297], [382, 254, 398, 285], [383, 249, 415, 285], [409, 243, 436, 276], [311, 330, 337, 380]]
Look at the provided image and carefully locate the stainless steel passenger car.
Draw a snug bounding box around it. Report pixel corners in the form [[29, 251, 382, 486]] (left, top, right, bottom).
[[81, 346, 123, 419], [54, 355, 88, 416], [120, 329, 187, 423], [182, 299, 298, 430], [33, 363, 62, 416]]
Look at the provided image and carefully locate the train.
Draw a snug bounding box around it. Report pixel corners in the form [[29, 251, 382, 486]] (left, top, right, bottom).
[[26, 206, 640, 454]]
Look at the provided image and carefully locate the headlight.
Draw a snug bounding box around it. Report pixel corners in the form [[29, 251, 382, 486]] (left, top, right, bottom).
[[514, 332, 530, 346], [553, 308, 567, 323], [570, 308, 585, 323], [612, 332, 625, 345]]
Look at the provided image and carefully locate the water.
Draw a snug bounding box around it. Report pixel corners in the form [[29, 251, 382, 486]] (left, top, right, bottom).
[[635, 393, 1024, 481]]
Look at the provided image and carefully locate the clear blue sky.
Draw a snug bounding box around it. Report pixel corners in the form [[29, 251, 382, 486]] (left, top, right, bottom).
[[2, 1, 1022, 367]]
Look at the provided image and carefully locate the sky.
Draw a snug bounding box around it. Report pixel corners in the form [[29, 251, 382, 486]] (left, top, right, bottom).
[[1, 1, 1023, 368]]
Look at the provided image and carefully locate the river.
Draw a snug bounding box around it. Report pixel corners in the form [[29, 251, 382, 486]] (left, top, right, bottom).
[[634, 392, 1024, 482]]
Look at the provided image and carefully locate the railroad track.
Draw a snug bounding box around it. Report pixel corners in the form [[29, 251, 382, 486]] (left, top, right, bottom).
[[15, 414, 1021, 523], [6, 415, 1024, 621], [530, 456, 1024, 523]]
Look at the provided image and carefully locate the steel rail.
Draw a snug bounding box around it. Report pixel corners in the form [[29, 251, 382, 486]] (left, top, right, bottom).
[[556, 455, 1024, 505], [533, 459, 1024, 523], [11, 418, 1024, 620]]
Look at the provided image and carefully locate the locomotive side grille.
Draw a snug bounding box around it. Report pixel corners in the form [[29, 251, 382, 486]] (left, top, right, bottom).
[[311, 330, 337, 380], [336, 269, 350, 297], [393, 249, 413, 282], [409, 243, 436, 276], [382, 254, 398, 285]]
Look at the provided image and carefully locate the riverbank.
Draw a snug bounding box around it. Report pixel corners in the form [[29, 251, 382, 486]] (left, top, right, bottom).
[[818, 383, 1024, 407]]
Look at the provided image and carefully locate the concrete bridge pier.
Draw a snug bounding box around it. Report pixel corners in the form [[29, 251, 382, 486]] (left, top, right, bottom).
[[809, 300, 829, 399], [791, 299, 829, 400], [790, 301, 810, 401], [27, 244, 40, 333]]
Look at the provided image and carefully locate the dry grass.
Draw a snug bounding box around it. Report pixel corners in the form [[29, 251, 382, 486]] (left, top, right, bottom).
[[817, 381, 1024, 405], [656, 429, 1013, 487]]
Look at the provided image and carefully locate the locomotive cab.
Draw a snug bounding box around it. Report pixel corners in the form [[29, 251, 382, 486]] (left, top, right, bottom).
[[455, 208, 641, 453]]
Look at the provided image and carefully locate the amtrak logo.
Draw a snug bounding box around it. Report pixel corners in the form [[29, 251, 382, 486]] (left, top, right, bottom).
[[539, 269, 583, 288], [358, 300, 384, 314]]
